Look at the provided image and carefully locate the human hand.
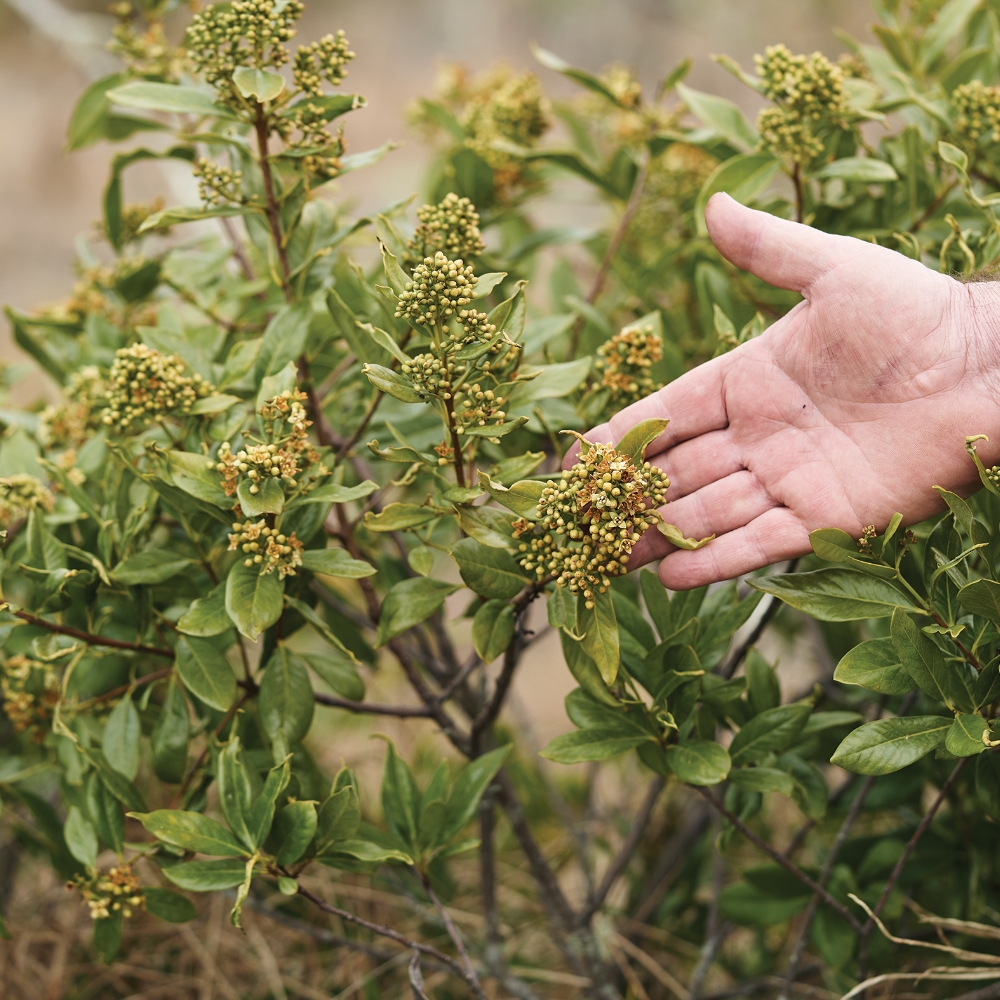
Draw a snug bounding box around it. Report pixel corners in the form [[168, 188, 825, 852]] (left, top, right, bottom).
[[583, 192, 1000, 589]]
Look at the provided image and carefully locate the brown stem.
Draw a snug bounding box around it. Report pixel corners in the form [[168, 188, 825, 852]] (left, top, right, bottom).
[[336, 391, 385, 462], [418, 870, 488, 1000], [858, 757, 966, 972], [779, 775, 877, 999], [930, 610, 982, 670], [313, 692, 433, 717], [689, 834, 730, 1000], [171, 692, 251, 806], [911, 178, 958, 232], [443, 397, 467, 489], [253, 103, 291, 301], [581, 775, 665, 924], [695, 786, 863, 932], [220, 215, 256, 281], [569, 150, 651, 357], [792, 162, 804, 224], [12, 610, 174, 659], [295, 884, 469, 983], [70, 668, 173, 711]]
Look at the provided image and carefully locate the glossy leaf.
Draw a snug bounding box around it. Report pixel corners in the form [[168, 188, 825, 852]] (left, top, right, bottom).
[[831, 716, 950, 774], [452, 537, 529, 600], [259, 647, 315, 754], [833, 637, 916, 695], [666, 741, 731, 786], [225, 561, 285, 640], [103, 692, 141, 781], [144, 888, 197, 923], [376, 578, 460, 647], [749, 569, 923, 621], [541, 729, 650, 763], [175, 637, 237, 712], [300, 548, 376, 578], [276, 801, 318, 865], [472, 599, 516, 663], [131, 810, 246, 857]]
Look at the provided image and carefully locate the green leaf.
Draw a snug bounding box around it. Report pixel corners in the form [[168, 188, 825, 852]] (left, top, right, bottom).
[[165, 450, 231, 508], [891, 608, 974, 712], [177, 584, 232, 638], [531, 45, 629, 106], [217, 738, 254, 851], [162, 858, 249, 891], [283, 595, 362, 664], [695, 153, 780, 235], [658, 522, 715, 550], [831, 716, 951, 774], [93, 913, 122, 964], [615, 419, 669, 465], [281, 93, 365, 122], [255, 301, 312, 383], [300, 548, 376, 578], [508, 359, 591, 407], [542, 729, 650, 763], [256, 360, 298, 412], [749, 568, 924, 621], [316, 786, 361, 853], [452, 537, 529, 600], [112, 550, 191, 586], [64, 805, 98, 869], [809, 528, 861, 563], [237, 476, 285, 517], [362, 364, 423, 402], [677, 82, 759, 151], [728, 766, 795, 795], [232, 66, 285, 101], [408, 546, 435, 576], [579, 589, 620, 685], [139, 205, 258, 233], [729, 704, 812, 766], [376, 578, 460, 647], [131, 810, 246, 857], [320, 839, 412, 866], [719, 881, 810, 928], [365, 502, 442, 532], [939, 140, 969, 172], [834, 637, 916, 695], [103, 692, 141, 781], [94, 755, 146, 814], [226, 561, 285, 640], [958, 579, 1000, 624], [946, 714, 989, 757], [152, 678, 190, 784], [67, 72, 126, 150], [259, 647, 315, 753], [440, 745, 512, 842], [781, 755, 829, 820], [665, 741, 731, 786], [561, 631, 621, 707], [144, 887, 197, 924], [478, 473, 544, 516], [294, 481, 378, 505], [276, 801, 318, 865], [175, 636, 237, 712], [304, 651, 365, 701], [813, 157, 898, 182], [107, 82, 237, 120], [472, 600, 516, 663], [801, 711, 864, 736], [378, 239, 409, 295], [86, 772, 125, 855], [378, 737, 421, 846], [248, 761, 290, 848], [548, 586, 578, 631]]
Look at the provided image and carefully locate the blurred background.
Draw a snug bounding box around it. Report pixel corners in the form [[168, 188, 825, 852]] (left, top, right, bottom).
[[0, 0, 875, 356], [0, 2, 874, 997]]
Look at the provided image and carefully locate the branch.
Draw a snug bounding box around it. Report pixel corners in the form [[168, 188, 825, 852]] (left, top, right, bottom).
[[569, 150, 651, 356], [778, 775, 876, 1000], [171, 692, 251, 806], [253, 103, 291, 299], [313, 691, 433, 718], [12, 610, 174, 659], [295, 883, 470, 986], [70, 667, 173, 711], [418, 870, 488, 1000], [688, 830, 729, 999], [581, 775, 665, 924], [336, 391, 385, 462], [695, 786, 863, 932]]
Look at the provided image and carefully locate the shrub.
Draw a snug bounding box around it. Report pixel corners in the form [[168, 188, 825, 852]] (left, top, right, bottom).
[[3, 0, 1000, 997]]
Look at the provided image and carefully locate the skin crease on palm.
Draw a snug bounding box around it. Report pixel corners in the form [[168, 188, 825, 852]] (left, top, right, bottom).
[[575, 191, 1000, 591]]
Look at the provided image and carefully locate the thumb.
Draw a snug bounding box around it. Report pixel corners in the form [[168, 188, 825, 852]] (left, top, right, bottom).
[[705, 192, 879, 293]]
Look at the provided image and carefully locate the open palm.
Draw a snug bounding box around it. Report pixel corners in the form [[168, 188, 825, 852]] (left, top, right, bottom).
[[587, 193, 1000, 589]]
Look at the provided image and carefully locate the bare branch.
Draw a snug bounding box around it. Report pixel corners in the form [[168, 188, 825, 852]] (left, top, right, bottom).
[[581, 775, 666, 924], [12, 610, 174, 659], [313, 692, 434, 717]]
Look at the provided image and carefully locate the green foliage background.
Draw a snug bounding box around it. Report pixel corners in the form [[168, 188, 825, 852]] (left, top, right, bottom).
[[4, 1, 1000, 997]]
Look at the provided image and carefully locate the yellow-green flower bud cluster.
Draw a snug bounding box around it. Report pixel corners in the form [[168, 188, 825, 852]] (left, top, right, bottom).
[[114, 198, 168, 245], [228, 519, 305, 577], [0, 475, 56, 527], [595, 324, 664, 408], [276, 102, 345, 179], [293, 30, 354, 96], [108, 3, 186, 81], [103, 344, 213, 434], [410, 194, 486, 262], [754, 45, 848, 164], [69, 864, 144, 921], [463, 71, 550, 167], [513, 442, 669, 607], [40, 365, 109, 447], [401, 354, 454, 397], [454, 383, 507, 434], [193, 159, 245, 208], [395, 253, 496, 344], [1, 654, 59, 739], [953, 81, 1000, 148], [186, 0, 304, 109]]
